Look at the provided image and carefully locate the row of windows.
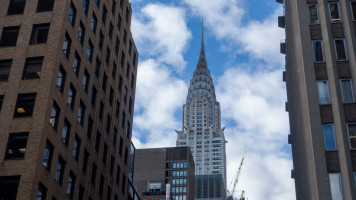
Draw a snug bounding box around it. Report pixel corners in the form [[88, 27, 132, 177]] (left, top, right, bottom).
[[322, 123, 356, 151], [0, 24, 49, 47], [6, 0, 54, 15], [317, 79, 355, 105], [312, 39, 347, 63]]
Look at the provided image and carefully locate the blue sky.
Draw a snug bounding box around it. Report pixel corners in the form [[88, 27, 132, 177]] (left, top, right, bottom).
[[129, 0, 295, 199]]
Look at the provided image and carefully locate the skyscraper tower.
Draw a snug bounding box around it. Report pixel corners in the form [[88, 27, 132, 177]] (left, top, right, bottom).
[[175, 25, 227, 199]]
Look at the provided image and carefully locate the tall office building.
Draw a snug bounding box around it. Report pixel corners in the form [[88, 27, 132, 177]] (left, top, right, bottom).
[[175, 28, 227, 199], [0, 0, 138, 199], [280, 0, 356, 199]]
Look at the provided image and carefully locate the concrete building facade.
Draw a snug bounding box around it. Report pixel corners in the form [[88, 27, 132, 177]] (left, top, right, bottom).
[[133, 147, 195, 200], [281, 0, 356, 199], [0, 0, 138, 199]]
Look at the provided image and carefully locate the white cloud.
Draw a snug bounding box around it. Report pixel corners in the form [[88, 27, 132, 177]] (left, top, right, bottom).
[[131, 3, 192, 72], [216, 67, 295, 200], [183, 0, 284, 65], [133, 59, 188, 148]]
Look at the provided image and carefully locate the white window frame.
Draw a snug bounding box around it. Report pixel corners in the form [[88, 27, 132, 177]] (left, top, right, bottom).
[[334, 38, 348, 61], [317, 80, 331, 105], [312, 40, 325, 63], [308, 4, 320, 25], [347, 123, 356, 150], [328, 2, 342, 23], [340, 79, 355, 103]]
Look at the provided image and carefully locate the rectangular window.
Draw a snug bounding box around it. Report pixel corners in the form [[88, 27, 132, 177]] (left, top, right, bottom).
[[83, 0, 89, 15], [119, 137, 123, 156], [55, 156, 65, 184], [68, 3, 76, 26], [125, 7, 130, 23], [91, 13, 97, 33], [37, 0, 54, 12], [106, 47, 111, 64], [102, 73, 108, 92], [115, 100, 120, 118], [22, 57, 43, 79], [72, 135, 81, 160], [124, 147, 128, 165], [8, 0, 26, 15], [91, 163, 97, 185], [95, 131, 101, 152], [317, 80, 330, 104], [128, 41, 132, 55], [30, 24, 50, 44], [118, 15, 122, 30], [0, 95, 4, 111], [62, 119, 71, 145], [121, 51, 125, 66], [73, 52, 81, 75], [334, 39, 348, 61], [106, 114, 111, 133], [131, 74, 135, 88], [312, 40, 324, 62], [78, 185, 85, 200], [116, 165, 121, 185], [112, 0, 116, 14], [87, 40, 94, 62], [115, 37, 120, 55], [0, 176, 20, 200], [128, 97, 132, 114], [340, 79, 355, 103], [126, 63, 130, 78], [109, 88, 114, 105], [0, 59, 12, 81], [124, 29, 127, 44], [91, 86, 97, 106], [36, 182, 47, 200], [348, 123, 356, 149], [56, 66, 66, 94], [99, 101, 104, 120], [112, 62, 117, 78], [322, 124, 337, 151], [66, 171, 76, 198], [102, 6, 107, 24], [328, 173, 344, 200], [87, 116, 93, 138], [121, 111, 125, 128], [95, 58, 101, 77], [78, 22, 85, 44], [78, 101, 85, 124], [102, 144, 108, 165], [67, 84, 76, 109], [82, 70, 89, 92], [133, 52, 137, 66], [124, 86, 128, 103], [352, 1, 356, 21], [126, 122, 130, 138], [118, 75, 123, 92], [329, 2, 342, 23], [5, 132, 29, 159], [0, 26, 20, 47], [15, 93, 37, 117], [42, 140, 54, 170], [82, 149, 89, 173], [99, 175, 104, 196], [121, 175, 126, 194], [62, 33, 71, 57], [107, 185, 112, 200]]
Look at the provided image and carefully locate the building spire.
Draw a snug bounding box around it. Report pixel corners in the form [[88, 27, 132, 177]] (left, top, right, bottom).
[[197, 18, 207, 69]]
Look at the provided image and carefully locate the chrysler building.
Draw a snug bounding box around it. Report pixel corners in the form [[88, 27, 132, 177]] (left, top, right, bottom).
[[176, 27, 227, 187]]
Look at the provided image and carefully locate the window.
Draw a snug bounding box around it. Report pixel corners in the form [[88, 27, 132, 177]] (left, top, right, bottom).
[[308, 5, 320, 24], [95, 131, 101, 152], [91, 13, 97, 33], [82, 70, 89, 92], [102, 6, 107, 24], [99, 101, 104, 120], [115, 100, 120, 118], [133, 52, 137, 66], [109, 87, 114, 105], [82, 149, 89, 173], [128, 41, 132, 55], [116, 165, 121, 185], [112, 1, 116, 14], [37, 0, 54, 12], [113, 128, 118, 146], [43, 140, 54, 170], [91, 163, 97, 185], [121, 111, 125, 128], [66, 172, 76, 198], [118, 75, 123, 92], [73, 52, 81, 75], [107, 186, 112, 200], [62, 33, 71, 57], [36, 182, 47, 200], [102, 144, 108, 165], [99, 31, 104, 50], [334, 39, 348, 61], [0, 26, 20, 47], [87, 40, 94, 62], [329, 2, 341, 23], [352, 1, 356, 21], [22, 57, 43, 79], [7, 0, 26, 15], [68, 3, 76, 26], [121, 51, 125, 66], [118, 15, 122, 30], [5, 132, 29, 159], [317, 80, 330, 104], [115, 37, 120, 55], [0, 59, 12, 81], [340, 79, 355, 103], [95, 58, 101, 77], [124, 86, 128, 103], [83, 0, 89, 15], [112, 62, 117, 78], [102, 73, 108, 92], [125, 7, 130, 23], [30, 24, 50, 44], [312, 40, 324, 62], [106, 114, 111, 133], [15, 93, 36, 117], [72, 135, 81, 160], [126, 63, 130, 78], [121, 175, 126, 194], [78, 101, 85, 124], [119, 137, 123, 156], [78, 22, 85, 44], [87, 117, 93, 138], [131, 74, 135, 88], [91, 86, 97, 106], [79, 185, 85, 200], [109, 23, 113, 39], [95, 0, 100, 7], [67, 84, 76, 109], [99, 175, 104, 196], [0, 176, 20, 199], [348, 123, 356, 149], [126, 122, 130, 138], [124, 147, 128, 165], [55, 156, 65, 184], [106, 47, 111, 64], [0, 95, 4, 111], [124, 29, 127, 44], [62, 119, 71, 145], [322, 124, 337, 151], [128, 97, 132, 114], [56, 66, 66, 92], [328, 173, 344, 200]]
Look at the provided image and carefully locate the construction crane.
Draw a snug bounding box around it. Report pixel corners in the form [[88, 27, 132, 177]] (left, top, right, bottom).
[[227, 157, 244, 200], [240, 190, 245, 200]]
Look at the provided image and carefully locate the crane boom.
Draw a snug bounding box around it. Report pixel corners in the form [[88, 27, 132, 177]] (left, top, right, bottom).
[[230, 157, 244, 198]]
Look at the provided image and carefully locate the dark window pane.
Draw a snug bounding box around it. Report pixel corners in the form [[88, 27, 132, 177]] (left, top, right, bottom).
[[87, 116, 93, 138], [68, 3, 76, 26], [106, 114, 111, 133], [102, 144, 108, 165], [55, 156, 65, 184], [352, 2, 356, 21], [62, 33, 71, 57], [72, 135, 81, 160], [73, 52, 81, 75], [30, 24, 50, 44], [102, 6, 107, 24], [116, 165, 121, 185], [99, 31, 104, 50], [0, 59, 12, 81], [37, 0, 55, 12], [56, 66, 66, 92], [91, 163, 97, 185], [91, 13, 97, 33], [22, 57, 43, 80], [42, 140, 54, 170], [36, 182, 47, 200], [0, 176, 21, 200], [112, 0, 116, 14], [5, 132, 29, 159], [119, 137, 123, 156], [91, 86, 97, 106], [67, 84, 76, 109], [329, 2, 341, 23], [66, 172, 76, 198], [78, 22, 85, 44], [50, 101, 60, 128], [83, 0, 89, 15], [0, 95, 4, 111], [7, 0, 26, 15], [335, 39, 347, 61], [0, 26, 20, 47], [95, 58, 101, 77], [82, 70, 89, 92], [82, 149, 89, 173], [87, 40, 94, 62], [78, 101, 85, 124], [14, 93, 37, 117], [95, 131, 101, 152], [62, 119, 71, 145]]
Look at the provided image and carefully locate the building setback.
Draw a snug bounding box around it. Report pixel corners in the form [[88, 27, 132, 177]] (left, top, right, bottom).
[[280, 0, 356, 199], [0, 0, 138, 199], [133, 147, 195, 200]]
